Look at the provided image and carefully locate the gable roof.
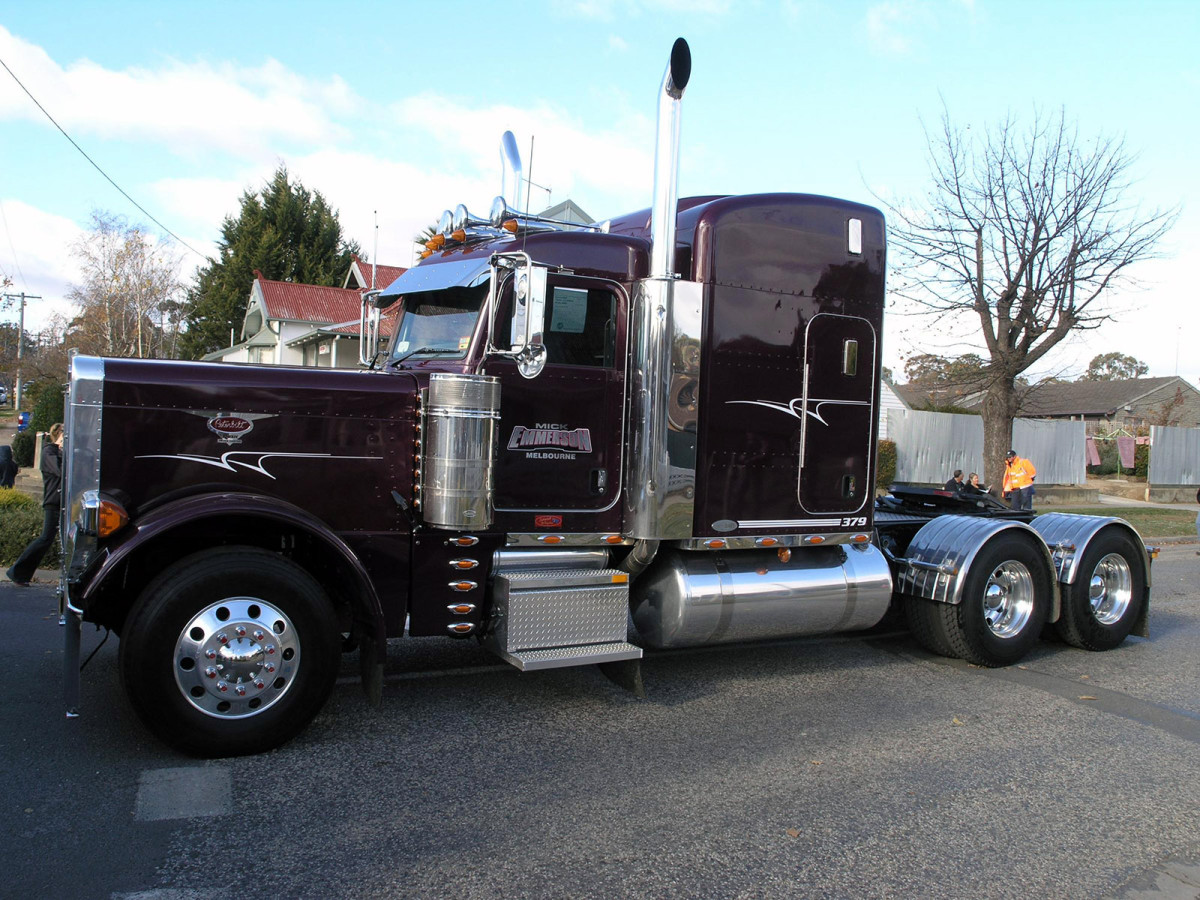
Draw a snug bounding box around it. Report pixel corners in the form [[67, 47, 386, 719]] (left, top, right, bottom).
[[253, 270, 365, 324], [343, 254, 407, 292], [1017, 376, 1196, 417]]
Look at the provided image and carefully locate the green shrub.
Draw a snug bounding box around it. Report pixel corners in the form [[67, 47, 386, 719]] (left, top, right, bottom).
[[0, 490, 60, 569], [10, 381, 64, 468], [11, 429, 34, 467], [28, 381, 65, 432], [1134, 443, 1149, 478], [877, 439, 897, 492], [1089, 440, 1119, 476]]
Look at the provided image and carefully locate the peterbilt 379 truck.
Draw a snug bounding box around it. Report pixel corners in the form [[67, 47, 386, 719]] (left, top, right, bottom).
[[59, 39, 1150, 757]]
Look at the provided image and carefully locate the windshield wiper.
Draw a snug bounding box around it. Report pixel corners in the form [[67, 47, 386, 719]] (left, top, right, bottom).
[[388, 347, 462, 368]]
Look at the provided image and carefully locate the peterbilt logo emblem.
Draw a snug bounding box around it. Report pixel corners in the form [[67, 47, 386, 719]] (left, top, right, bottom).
[[207, 415, 255, 445]]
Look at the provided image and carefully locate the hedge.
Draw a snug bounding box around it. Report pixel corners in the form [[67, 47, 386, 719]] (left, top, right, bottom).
[[877, 439, 897, 492], [0, 489, 60, 569], [1134, 443, 1149, 478], [11, 381, 65, 467]]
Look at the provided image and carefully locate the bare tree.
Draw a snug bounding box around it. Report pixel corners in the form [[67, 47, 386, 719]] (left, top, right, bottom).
[[884, 107, 1175, 486], [68, 211, 184, 359]]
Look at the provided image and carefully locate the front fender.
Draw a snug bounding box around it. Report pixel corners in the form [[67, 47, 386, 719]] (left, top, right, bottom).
[[79, 492, 388, 666]]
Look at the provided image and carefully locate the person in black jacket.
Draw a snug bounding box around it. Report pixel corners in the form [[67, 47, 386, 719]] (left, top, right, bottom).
[[6, 424, 63, 586], [0, 445, 17, 489], [943, 469, 965, 493]]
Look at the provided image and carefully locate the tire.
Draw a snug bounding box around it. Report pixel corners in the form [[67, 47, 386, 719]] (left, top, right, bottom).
[[1054, 527, 1146, 651], [938, 532, 1053, 667], [904, 595, 956, 658], [119, 547, 340, 758]]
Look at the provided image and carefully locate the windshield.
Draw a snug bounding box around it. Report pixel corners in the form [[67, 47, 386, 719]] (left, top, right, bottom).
[[389, 284, 488, 363]]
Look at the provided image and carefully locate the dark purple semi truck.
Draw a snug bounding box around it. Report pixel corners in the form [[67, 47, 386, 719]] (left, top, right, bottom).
[[58, 40, 1151, 756]]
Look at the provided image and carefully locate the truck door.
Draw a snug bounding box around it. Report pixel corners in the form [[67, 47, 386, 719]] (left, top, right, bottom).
[[798, 313, 876, 515], [487, 276, 626, 515]]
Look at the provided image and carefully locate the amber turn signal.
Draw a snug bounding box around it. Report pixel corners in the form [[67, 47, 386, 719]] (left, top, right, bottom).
[[97, 500, 129, 538]]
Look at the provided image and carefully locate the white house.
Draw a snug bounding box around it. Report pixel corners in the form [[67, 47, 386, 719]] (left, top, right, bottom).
[[204, 258, 405, 369]]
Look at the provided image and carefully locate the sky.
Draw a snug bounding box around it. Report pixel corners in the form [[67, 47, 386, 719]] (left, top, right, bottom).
[[1, 0, 1197, 384]]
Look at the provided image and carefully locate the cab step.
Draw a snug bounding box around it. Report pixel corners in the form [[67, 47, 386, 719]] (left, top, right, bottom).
[[500, 640, 643, 671], [483, 567, 643, 671]]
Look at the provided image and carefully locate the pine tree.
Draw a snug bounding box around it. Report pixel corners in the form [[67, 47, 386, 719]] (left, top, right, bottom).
[[179, 167, 360, 358]]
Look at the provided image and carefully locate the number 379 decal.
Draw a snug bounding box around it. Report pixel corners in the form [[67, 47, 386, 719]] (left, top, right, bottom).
[[840, 516, 868, 527]]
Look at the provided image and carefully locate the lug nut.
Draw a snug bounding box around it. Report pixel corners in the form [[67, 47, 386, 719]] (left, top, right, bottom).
[[253, 630, 265, 641], [217, 681, 228, 692], [205, 648, 217, 659], [216, 633, 228, 645], [264, 663, 276, 673], [205, 667, 217, 679], [255, 681, 265, 690], [265, 644, 276, 655], [235, 685, 247, 696], [235, 626, 247, 637]]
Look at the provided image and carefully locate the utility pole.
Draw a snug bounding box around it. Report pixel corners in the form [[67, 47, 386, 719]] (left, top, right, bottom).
[[2, 291, 41, 410]]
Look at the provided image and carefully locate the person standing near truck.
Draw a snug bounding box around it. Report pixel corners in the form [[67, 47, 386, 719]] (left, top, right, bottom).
[[1003, 449, 1037, 511], [5, 423, 63, 586]]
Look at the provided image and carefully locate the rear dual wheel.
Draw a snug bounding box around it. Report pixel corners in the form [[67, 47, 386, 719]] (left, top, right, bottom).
[[1055, 528, 1146, 651], [907, 532, 1053, 667], [119, 547, 340, 758]]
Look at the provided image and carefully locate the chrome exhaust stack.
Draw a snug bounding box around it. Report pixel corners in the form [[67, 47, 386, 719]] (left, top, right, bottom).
[[626, 37, 695, 543], [500, 131, 524, 214], [649, 38, 692, 280]]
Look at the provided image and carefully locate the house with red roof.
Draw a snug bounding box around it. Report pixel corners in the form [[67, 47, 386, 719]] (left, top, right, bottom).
[[204, 259, 406, 368]]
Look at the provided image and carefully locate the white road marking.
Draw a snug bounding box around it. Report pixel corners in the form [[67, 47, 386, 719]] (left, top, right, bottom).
[[134, 766, 231, 822]]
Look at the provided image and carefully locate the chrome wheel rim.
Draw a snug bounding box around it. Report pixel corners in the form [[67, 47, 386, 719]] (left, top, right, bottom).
[[982, 561, 1034, 638], [173, 598, 300, 719], [1088, 553, 1132, 626]]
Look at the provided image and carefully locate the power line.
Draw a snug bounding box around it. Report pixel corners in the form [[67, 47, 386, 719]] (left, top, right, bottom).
[[0, 53, 207, 260]]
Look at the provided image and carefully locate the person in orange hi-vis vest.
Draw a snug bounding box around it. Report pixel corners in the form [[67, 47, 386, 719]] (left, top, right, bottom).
[[1002, 449, 1037, 511]]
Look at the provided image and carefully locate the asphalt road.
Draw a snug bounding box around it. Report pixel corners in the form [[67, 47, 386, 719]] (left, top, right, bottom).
[[2, 545, 1198, 899]]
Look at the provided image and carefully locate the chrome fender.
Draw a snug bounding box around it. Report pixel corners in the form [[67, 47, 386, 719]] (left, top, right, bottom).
[[1028, 512, 1151, 588], [894, 515, 1060, 620]]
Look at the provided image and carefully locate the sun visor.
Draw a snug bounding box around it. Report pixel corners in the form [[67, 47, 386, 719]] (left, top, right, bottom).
[[376, 257, 492, 308]]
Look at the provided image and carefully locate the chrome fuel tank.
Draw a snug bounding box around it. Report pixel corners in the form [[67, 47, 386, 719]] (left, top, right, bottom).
[[630, 544, 893, 649]]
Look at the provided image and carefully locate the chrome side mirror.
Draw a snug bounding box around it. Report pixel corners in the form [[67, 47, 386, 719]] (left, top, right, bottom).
[[359, 290, 382, 366], [485, 253, 547, 378]]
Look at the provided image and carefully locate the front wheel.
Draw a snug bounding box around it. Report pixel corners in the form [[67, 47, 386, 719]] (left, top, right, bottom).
[[938, 532, 1053, 667], [119, 547, 341, 758], [1055, 528, 1146, 651]]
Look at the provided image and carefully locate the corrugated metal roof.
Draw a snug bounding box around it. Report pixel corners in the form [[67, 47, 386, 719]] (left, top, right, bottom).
[[257, 277, 365, 324]]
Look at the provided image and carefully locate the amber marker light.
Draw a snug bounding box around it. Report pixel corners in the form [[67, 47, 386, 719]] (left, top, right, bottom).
[[851, 534, 870, 544], [451, 229, 466, 242], [538, 535, 565, 544], [97, 500, 129, 538], [611, 573, 629, 584], [420, 250, 433, 259], [705, 539, 726, 549], [502, 219, 519, 233], [603, 535, 623, 544], [450, 558, 478, 569], [756, 537, 779, 547], [777, 548, 792, 562], [804, 535, 826, 545]]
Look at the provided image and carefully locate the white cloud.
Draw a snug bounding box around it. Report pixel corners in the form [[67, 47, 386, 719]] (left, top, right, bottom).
[[866, 1, 920, 55], [0, 199, 83, 330], [0, 25, 359, 157], [609, 35, 629, 52]]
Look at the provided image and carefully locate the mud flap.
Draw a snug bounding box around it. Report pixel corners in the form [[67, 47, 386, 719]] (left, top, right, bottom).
[[599, 658, 646, 698], [64, 607, 82, 718], [359, 631, 384, 707]]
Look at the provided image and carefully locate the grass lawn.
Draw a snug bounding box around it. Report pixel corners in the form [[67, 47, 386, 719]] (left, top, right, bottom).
[[1037, 506, 1198, 538]]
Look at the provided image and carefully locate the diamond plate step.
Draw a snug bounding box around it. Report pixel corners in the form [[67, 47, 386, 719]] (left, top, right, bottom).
[[501, 640, 643, 672]]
